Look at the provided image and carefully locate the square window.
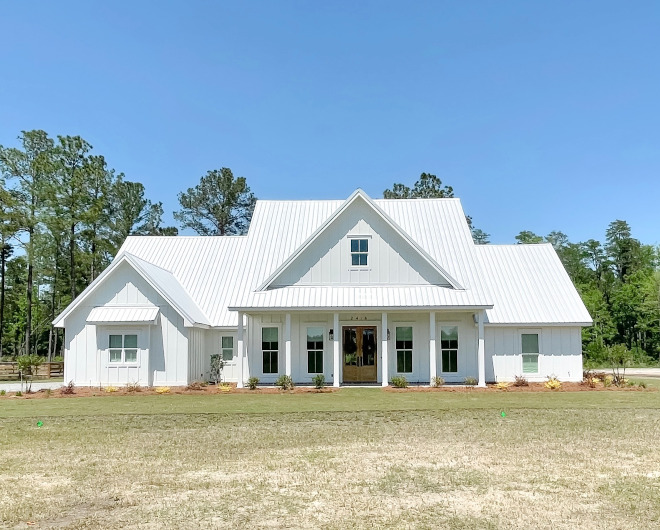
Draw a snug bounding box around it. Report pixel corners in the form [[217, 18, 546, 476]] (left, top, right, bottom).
[[350, 238, 368, 266], [442, 350, 457, 372], [109, 335, 122, 349], [263, 351, 278, 373], [124, 349, 138, 363], [109, 349, 122, 363], [308, 350, 323, 373], [124, 334, 138, 348]]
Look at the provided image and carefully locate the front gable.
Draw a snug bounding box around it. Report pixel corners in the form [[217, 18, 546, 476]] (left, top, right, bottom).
[[262, 190, 461, 289]]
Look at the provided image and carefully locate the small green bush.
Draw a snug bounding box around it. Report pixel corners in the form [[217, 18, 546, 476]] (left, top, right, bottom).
[[53, 355, 64, 362], [390, 375, 409, 388], [464, 376, 478, 386], [431, 376, 445, 387], [275, 375, 294, 390], [15, 391, 22, 397], [246, 376, 260, 390], [312, 374, 325, 389], [0, 390, 5, 396]]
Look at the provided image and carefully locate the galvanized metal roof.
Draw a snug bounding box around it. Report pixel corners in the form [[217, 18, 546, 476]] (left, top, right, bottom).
[[87, 305, 159, 324], [475, 244, 592, 325]]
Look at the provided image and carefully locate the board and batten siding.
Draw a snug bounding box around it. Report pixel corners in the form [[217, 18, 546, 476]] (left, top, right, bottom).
[[63, 261, 189, 386], [485, 326, 582, 382], [271, 202, 451, 287]]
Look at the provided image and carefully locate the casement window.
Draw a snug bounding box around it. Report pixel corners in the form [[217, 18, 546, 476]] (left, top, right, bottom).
[[350, 238, 369, 266], [221, 336, 234, 362], [521, 333, 540, 373], [395, 326, 413, 373], [307, 327, 324, 374], [440, 326, 458, 373], [262, 327, 279, 374], [109, 334, 138, 363]]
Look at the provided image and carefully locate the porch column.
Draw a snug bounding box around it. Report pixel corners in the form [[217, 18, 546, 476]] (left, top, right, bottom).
[[381, 312, 388, 387], [477, 310, 486, 387], [236, 312, 244, 388], [429, 312, 436, 385], [285, 313, 292, 377], [333, 312, 340, 387]]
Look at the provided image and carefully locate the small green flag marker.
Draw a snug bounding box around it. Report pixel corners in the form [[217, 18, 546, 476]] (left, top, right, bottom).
[[500, 411, 506, 418], [36, 421, 43, 427]]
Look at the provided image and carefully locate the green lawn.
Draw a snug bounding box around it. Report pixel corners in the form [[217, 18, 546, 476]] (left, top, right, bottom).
[[2, 386, 660, 528]]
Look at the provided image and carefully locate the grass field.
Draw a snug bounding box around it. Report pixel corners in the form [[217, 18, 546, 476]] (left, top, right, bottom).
[[2, 384, 660, 529]]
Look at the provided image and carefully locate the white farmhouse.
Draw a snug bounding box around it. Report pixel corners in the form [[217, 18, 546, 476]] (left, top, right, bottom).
[[53, 190, 592, 387]]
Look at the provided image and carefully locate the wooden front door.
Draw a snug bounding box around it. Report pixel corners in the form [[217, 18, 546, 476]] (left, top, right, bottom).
[[342, 326, 377, 383]]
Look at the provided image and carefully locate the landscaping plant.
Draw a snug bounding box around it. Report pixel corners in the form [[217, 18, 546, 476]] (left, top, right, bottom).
[[247, 377, 260, 390], [312, 374, 325, 389], [390, 376, 409, 388], [431, 376, 445, 387], [275, 375, 294, 390]]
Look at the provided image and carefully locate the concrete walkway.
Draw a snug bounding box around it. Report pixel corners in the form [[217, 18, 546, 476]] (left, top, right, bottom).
[[0, 380, 65, 392]]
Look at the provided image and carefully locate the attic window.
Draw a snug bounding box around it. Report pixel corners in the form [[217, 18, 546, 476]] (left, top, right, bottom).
[[351, 239, 368, 266]]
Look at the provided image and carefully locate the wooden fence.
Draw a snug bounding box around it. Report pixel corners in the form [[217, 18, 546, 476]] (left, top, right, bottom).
[[0, 362, 64, 380]]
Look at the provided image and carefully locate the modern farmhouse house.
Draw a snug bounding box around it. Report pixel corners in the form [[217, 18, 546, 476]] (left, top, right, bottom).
[[53, 189, 592, 387]]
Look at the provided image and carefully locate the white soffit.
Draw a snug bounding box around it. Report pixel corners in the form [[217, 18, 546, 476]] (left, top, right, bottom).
[[87, 305, 159, 324]]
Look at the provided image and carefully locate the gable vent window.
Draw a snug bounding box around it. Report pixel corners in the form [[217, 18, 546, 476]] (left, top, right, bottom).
[[351, 239, 369, 266]]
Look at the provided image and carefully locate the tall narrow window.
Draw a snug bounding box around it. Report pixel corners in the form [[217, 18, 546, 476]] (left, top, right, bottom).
[[221, 336, 234, 362], [522, 333, 539, 374], [109, 334, 138, 363], [262, 327, 279, 374], [351, 238, 368, 266], [307, 327, 324, 374], [440, 326, 458, 373], [396, 327, 413, 373]]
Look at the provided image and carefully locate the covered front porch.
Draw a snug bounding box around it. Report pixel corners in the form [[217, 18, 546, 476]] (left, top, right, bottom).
[[232, 310, 487, 388]]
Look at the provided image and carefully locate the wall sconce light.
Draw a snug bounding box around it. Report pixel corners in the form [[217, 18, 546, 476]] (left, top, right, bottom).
[[329, 329, 334, 341], [387, 329, 391, 340]]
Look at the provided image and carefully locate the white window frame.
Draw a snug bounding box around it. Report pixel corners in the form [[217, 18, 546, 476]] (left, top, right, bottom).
[[306, 325, 325, 374], [348, 235, 371, 269], [261, 324, 281, 375], [108, 331, 140, 365], [221, 335, 235, 364], [393, 323, 414, 374], [520, 329, 541, 375], [439, 323, 460, 374]]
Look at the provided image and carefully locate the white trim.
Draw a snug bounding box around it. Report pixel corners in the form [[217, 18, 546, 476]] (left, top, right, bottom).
[[260, 323, 283, 376], [519, 328, 542, 375], [391, 323, 415, 375], [304, 324, 326, 375]]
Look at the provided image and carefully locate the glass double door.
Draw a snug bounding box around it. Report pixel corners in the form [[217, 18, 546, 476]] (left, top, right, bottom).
[[342, 326, 377, 383]]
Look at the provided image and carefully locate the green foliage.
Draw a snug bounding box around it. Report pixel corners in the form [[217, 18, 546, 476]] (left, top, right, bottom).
[[16, 354, 43, 375], [0, 389, 5, 396], [515, 231, 544, 244], [174, 168, 256, 236], [390, 375, 409, 388], [431, 376, 445, 387], [464, 377, 478, 386], [275, 375, 294, 390], [312, 374, 325, 389], [246, 376, 260, 390], [15, 390, 22, 397], [209, 354, 224, 384]]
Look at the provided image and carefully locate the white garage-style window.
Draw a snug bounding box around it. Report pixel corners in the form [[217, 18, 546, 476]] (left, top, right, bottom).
[[395, 326, 413, 373], [221, 336, 234, 362], [109, 334, 138, 363], [440, 326, 458, 373], [522, 333, 540, 374], [307, 327, 324, 374], [262, 327, 279, 374]]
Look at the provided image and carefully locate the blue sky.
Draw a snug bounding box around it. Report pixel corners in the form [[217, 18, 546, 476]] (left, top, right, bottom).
[[1, 1, 659, 244]]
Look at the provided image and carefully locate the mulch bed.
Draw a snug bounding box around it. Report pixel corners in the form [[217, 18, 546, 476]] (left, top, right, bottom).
[[385, 381, 654, 393]]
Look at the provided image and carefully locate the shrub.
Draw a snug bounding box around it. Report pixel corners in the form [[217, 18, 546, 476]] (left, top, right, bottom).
[[496, 381, 510, 390], [464, 377, 478, 386], [275, 375, 294, 390], [53, 355, 64, 362], [0, 390, 5, 396], [104, 386, 119, 393], [219, 383, 232, 393], [247, 376, 259, 390], [185, 380, 206, 391], [209, 354, 224, 385], [638, 381, 647, 389], [126, 381, 142, 392], [60, 381, 75, 395], [15, 391, 22, 397], [155, 386, 170, 394], [431, 376, 445, 387], [513, 375, 529, 387], [44, 388, 51, 397], [603, 375, 613, 387], [312, 374, 325, 389], [544, 376, 561, 390], [390, 375, 409, 388], [607, 344, 633, 386]]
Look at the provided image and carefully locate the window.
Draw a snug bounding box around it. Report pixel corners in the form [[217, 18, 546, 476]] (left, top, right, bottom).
[[522, 333, 539, 373], [440, 326, 458, 373], [109, 334, 138, 363], [350, 238, 368, 266], [262, 327, 279, 374], [396, 327, 413, 373], [221, 336, 234, 362], [307, 327, 324, 374]]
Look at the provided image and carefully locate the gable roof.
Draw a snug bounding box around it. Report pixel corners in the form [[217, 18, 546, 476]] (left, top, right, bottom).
[[475, 244, 592, 325], [53, 252, 211, 328], [257, 189, 463, 291]]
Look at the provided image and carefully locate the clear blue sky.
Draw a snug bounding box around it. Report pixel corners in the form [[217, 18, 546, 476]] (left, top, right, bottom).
[[1, 1, 659, 244]]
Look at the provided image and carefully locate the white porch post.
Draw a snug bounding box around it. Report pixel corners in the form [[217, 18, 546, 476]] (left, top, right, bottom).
[[285, 313, 292, 377], [477, 310, 486, 387], [429, 311, 436, 385], [333, 312, 340, 387], [236, 312, 244, 388], [381, 312, 388, 387]]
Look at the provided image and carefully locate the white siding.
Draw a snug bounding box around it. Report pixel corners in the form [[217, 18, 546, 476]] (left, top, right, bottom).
[[486, 326, 583, 382], [434, 313, 478, 383], [188, 328, 206, 383]]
